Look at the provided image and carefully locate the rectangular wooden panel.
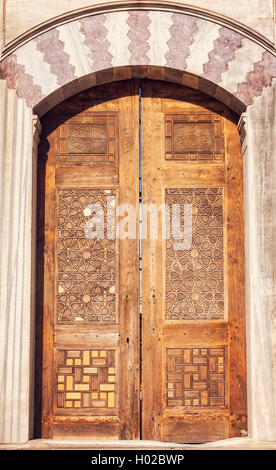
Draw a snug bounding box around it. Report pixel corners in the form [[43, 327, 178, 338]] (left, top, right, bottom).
[[54, 348, 117, 410], [54, 325, 119, 348], [53, 417, 119, 440], [163, 414, 229, 442], [117, 84, 140, 439], [141, 84, 164, 441], [56, 187, 118, 324], [165, 187, 224, 321], [163, 322, 228, 344], [166, 347, 227, 408], [225, 108, 247, 436], [57, 112, 118, 165], [141, 80, 246, 443], [38, 80, 140, 440], [165, 112, 224, 162]]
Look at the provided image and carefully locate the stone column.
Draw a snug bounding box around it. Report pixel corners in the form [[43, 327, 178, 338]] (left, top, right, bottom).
[[239, 79, 276, 441], [0, 80, 41, 443]]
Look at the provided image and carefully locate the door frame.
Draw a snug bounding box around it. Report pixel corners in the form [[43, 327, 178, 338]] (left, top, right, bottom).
[[35, 77, 246, 442], [1, 69, 275, 443]]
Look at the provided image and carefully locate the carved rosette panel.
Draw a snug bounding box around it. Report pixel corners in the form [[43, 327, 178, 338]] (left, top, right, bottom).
[[166, 188, 224, 320], [57, 112, 118, 164], [166, 347, 227, 408], [56, 349, 116, 410], [57, 188, 118, 323], [165, 113, 224, 161]]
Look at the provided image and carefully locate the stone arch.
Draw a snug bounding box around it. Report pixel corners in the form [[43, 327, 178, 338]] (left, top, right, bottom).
[[2, 1, 275, 57], [0, 9, 276, 114], [35, 66, 246, 117], [1, 4, 276, 446]]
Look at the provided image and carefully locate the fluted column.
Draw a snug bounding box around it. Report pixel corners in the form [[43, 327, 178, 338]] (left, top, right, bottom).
[[0, 80, 40, 443]]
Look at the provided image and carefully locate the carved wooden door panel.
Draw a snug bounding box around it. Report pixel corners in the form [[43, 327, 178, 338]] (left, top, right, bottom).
[[37, 79, 246, 443], [36, 81, 140, 439], [140, 81, 247, 442]]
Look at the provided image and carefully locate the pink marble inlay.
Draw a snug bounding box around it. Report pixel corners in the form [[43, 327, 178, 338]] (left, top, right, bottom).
[[165, 14, 198, 70], [0, 54, 43, 107], [35, 29, 76, 86], [80, 15, 112, 71], [202, 27, 243, 84], [235, 51, 276, 105], [1, 15, 276, 111], [127, 11, 151, 65]]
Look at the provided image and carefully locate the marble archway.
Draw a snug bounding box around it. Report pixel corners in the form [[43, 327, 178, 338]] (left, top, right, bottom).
[[0, 6, 276, 444]]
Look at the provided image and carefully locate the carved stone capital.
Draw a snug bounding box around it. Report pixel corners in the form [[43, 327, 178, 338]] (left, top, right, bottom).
[[32, 114, 42, 138], [32, 115, 42, 154]]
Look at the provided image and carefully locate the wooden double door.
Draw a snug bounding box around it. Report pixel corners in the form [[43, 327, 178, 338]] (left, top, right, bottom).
[[36, 80, 247, 442]]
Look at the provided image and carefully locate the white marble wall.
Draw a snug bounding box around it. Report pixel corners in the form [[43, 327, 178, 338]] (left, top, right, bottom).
[[3, 0, 275, 46], [242, 80, 276, 441], [0, 80, 39, 443]]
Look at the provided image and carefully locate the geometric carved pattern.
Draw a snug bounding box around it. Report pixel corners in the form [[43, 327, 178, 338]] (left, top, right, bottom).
[[57, 113, 118, 164], [166, 188, 224, 320], [57, 188, 117, 323], [56, 349, 116, 409], [166, 347, 226, 407], [165, 113, 224, 161]]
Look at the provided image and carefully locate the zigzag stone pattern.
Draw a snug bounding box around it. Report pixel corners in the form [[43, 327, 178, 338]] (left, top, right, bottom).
[[127, 10, 151, 65], [34, 29, 76, 86], [202, 27, 243, 84], [236, 50, 276, 105], [1, 10, 275, 110], [79, 15, 113, 72], [0, 53, 43, 107], [165, 13, 198, 70]]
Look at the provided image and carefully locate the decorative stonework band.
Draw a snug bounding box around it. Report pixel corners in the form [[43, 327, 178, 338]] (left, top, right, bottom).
[[1, 10, 275, 114]]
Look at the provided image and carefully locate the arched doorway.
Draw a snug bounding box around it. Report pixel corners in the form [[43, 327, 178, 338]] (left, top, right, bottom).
[[35, 79, 246, 442]]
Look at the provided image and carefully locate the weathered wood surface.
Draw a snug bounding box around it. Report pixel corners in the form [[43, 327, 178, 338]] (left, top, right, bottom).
[[140, 80, 246, 442], [37, 79, 246, 442], [37, 81, 140, 440]]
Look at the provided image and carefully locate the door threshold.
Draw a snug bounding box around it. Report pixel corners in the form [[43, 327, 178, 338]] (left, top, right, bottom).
[[0, 437, 276, 450]]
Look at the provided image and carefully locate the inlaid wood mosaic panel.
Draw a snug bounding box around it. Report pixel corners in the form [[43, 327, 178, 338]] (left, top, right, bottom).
[[57, 188, 118, 322], [165, 113, 224, 161], [56, 349, 116, 410], [166, 347, 226, 408], [165, 188, 224, 320], [57, 113, 118, 164]]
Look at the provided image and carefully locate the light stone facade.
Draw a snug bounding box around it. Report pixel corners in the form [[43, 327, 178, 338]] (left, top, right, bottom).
[[0, 0, 276, 445]]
